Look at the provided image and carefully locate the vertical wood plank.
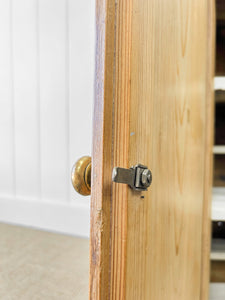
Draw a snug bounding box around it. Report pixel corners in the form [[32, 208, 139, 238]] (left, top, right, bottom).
[[110, 1, 132, 299], [126, 1, 212, 299], [0, 1, 15, 197], [39, 0, 68, 202], [12, 0, 40, 199], [89, 0, 115, 298]]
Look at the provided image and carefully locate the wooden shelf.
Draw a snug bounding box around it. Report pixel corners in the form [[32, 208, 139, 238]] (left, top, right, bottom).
[[211, 239, 225, 261], [215, 77, 225, 90], [212, 188, 225, 221], [214, 146, 225, 154]]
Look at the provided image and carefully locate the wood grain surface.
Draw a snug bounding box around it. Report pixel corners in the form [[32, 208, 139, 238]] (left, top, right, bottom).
[[89, 0, 115, 298], [90, 0, 215, 299], [201, 1, 216, 299]]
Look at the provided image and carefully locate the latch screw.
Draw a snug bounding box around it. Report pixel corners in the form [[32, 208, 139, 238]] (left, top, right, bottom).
[[141, 169, 152, 188]]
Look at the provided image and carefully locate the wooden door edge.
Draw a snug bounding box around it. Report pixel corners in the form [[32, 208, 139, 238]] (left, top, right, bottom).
[[200, 0, 216, 299], [89, 0, 133, 299], [89, 0, 116, 299]]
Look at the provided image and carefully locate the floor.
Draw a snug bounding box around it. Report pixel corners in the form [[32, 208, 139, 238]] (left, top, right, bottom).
[[0, 223, 224, 300], [0, 223, 89, 300]]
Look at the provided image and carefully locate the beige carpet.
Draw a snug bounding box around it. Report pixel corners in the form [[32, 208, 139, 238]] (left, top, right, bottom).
[[0, 223, 89, 300]]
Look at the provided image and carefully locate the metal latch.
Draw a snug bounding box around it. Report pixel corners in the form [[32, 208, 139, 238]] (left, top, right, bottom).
[[112, 164, 152, 191]]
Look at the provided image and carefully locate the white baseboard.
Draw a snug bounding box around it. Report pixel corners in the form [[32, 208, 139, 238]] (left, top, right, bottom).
[[0, 196, 90, 237]]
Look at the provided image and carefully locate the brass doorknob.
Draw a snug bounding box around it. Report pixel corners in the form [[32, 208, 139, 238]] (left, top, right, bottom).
[[71, 156, 91, 196]]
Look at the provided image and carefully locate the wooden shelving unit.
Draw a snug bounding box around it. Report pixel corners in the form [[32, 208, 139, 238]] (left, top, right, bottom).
[[212, 190, 225, 221], [210, 2, 225, 297], [213, 146, 225, 154], [212, 0, 225, 217]]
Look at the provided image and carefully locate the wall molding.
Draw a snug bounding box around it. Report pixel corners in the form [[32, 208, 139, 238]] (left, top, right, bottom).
[[0, 196, 90, 237]]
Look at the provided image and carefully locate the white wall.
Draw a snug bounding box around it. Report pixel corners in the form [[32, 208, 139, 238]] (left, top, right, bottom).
[[0, 0, 95, 237]]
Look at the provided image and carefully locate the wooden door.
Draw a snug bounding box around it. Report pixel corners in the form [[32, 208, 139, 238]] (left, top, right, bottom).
[[90, 0, 215, 299]]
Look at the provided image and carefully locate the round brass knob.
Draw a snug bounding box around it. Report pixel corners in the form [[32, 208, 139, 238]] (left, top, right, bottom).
[[71, 156, 91, 196]]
